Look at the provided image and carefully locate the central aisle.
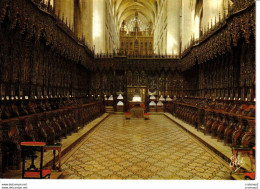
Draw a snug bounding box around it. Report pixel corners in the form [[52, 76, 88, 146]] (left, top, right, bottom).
[[62, 115, 231, 179]]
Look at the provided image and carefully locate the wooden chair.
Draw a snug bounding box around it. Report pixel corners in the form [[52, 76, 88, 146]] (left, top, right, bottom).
[[231, 146, 255, 180], [21, 142, 51, 179]]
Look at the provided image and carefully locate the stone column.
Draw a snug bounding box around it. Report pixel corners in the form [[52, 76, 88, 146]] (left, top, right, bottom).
[[167, 0, 181, 56], [202, 0, 224, 29], [77, 0, 93, 46], [55, 0, 74, 29], [93, 0, 106, 53], [181, 0, 195, 51]]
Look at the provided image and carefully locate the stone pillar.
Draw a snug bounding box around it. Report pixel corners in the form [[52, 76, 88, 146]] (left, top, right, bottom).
[[93, 0, 106, 53], [202, 0, 224, 29], [77, 0, 93, 46], [167, 0, 181, 56], [74, 0, 82, 37], [181, 0, 195, 51], [55, 0, 74, 29]]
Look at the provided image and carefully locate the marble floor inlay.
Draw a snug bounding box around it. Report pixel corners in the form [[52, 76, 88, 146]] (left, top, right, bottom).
[[62, 115, 232, 179]]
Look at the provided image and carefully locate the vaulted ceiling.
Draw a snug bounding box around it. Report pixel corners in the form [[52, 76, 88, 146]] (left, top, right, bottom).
[[114, 0, 157, 28]]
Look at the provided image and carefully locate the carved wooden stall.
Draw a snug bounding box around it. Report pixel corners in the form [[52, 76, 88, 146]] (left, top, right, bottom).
[[0, 0, 105, 176], [0, 100, 104, 173], [90, 57, 184, 112], [0, 0, 256, 178], [171, 97, 255, 147], [170, 0, 255, 148]]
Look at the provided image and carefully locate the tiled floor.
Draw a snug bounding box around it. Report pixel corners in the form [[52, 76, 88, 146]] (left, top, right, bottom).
[[61, 115, 232, 180]]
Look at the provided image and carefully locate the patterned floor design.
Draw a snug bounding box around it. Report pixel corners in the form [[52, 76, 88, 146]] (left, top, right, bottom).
[[61, 115, 232, 180]]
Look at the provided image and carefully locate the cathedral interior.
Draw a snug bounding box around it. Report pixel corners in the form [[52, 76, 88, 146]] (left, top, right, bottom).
[[0, 0, 256, 181]]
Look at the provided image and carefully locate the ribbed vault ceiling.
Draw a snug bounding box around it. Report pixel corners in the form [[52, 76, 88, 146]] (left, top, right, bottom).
[[114, 0, 157, 28]]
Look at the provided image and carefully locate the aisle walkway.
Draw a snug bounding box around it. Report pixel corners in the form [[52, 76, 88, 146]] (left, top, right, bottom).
[[61, 115, 231, 180]]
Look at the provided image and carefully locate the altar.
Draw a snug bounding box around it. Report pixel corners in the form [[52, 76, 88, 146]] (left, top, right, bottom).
[[130, 107, 144, 118], [128, 101, 142, 108], [126, 86, 147, 111]]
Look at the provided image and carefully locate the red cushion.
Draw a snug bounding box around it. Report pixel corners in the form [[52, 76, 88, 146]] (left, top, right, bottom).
[[144, 113, 150, 115], [125, 113, 131, 115], [21, 142, 46, 147], [140, 104, 145, 108], [244, 172, 255, 179], [24, 169, 51, 178]]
